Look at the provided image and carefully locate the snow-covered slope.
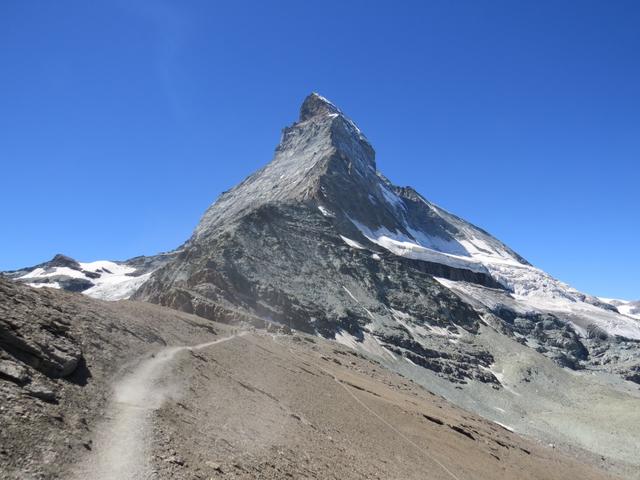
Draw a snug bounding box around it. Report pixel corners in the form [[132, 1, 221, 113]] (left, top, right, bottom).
[[275, 97, 639, 341], [4, 253, 175, 301], [21, 260, 142, 299], [357, 211, 640, 340], [599, 298, 640, 320], [354, 204, 640, 340], [329, 150, 640, 341]]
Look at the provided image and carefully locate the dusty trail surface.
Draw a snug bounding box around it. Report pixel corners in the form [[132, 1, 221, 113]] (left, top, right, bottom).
[[0, 278, 234, 480], [70, 334, 243, 480]]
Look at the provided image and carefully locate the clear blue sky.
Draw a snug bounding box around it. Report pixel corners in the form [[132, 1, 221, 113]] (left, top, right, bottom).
[[1, 1, 638, 298]]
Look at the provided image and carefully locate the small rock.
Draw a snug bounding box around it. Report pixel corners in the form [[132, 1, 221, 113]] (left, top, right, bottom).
[[0, 359, 30, 384], [164, 455, 185, 466], [205, 461, 223, 472], [24, 385, 58, 403]]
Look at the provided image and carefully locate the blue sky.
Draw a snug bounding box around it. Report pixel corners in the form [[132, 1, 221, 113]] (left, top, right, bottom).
[[1, 1, 638, 298]]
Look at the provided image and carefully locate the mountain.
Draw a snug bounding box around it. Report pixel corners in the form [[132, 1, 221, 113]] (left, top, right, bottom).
[[136, 93, 640, 378], [137, 93, 637, 338], [3, 93, 640, 478], [600, 297, 640, 319]]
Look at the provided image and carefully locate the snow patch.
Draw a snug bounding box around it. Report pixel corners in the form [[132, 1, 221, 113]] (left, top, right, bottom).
[[405, 356, 418, 366], [351, 220, 489, 274], [334, 329, 360, 349], [334, 330, 396, 361], [342, 285, 359, 302], [599, 297, 640, 320], [495, 422, 515, 432], [16, 260, 153, 301], [318, 205, 334, 217], [390, 308, 458, 340], [340, 236, 365, 250], [26, 281, 61, 290], [84, 272, 153, 301], [379, 184, 405, 211], [436, 272, 640, 340], [22, 266, 85, 280]]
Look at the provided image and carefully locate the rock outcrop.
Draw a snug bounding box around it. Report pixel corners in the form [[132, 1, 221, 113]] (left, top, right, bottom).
[[0, 278, 84, 388]]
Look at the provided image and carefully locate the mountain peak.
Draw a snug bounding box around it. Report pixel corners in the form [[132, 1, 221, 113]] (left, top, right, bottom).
[[299, 92, 341, 121], [49, 254, 81, 269]]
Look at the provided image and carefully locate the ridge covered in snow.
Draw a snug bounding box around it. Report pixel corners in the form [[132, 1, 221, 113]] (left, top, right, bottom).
[[16, 260, 148, 300], [346, 185, 640, 340], [5, 253, 175, 301], [599, 297, 640, 320]]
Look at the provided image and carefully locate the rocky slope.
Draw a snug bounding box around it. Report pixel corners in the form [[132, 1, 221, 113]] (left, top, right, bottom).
[[0, 276, 221, 479], [0, 279, 616, 480], [133, 93, 640, 477]]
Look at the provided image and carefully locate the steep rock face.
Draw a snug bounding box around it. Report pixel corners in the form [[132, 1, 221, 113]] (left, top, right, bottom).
[[140, 202, 499, 384], [193, 93, 375, 239], [0, 278, 84, 391], [193, 94, 524, 279]]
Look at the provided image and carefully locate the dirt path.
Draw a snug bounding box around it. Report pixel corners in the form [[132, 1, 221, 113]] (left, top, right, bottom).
[[69, 333, 244, 480]]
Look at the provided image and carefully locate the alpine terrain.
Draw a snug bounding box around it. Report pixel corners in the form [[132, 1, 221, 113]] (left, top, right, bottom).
[[2, 93, 639, 479]]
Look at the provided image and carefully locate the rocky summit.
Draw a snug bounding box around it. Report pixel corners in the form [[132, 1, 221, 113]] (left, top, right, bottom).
[[2, 93, 640, 479]]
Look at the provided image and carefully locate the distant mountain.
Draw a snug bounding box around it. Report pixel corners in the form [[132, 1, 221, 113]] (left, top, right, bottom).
[[4, 252, 176, 300], [599, 297, 640, 319]]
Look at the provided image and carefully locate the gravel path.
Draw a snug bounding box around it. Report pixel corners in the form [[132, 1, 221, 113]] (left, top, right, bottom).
[[69, 334, 243, 480]]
